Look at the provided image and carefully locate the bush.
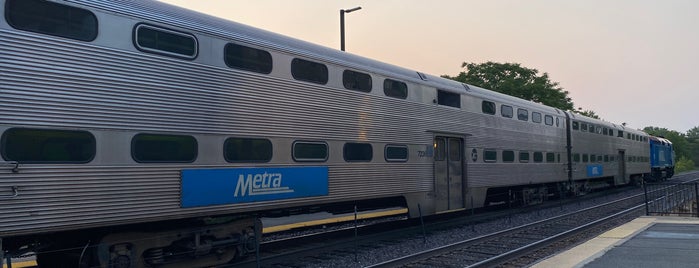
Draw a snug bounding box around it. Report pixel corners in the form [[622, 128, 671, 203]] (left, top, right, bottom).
[[676, 156, 696, 173]]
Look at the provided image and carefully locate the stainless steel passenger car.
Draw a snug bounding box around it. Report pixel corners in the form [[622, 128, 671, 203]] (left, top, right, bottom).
[[0, 0, 651, 266]]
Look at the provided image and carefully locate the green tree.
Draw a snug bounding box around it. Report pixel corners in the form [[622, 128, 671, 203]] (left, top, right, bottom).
[[443, 61, 575, 111], [575, 107, 600, 119], [686, 126, 699, 166]]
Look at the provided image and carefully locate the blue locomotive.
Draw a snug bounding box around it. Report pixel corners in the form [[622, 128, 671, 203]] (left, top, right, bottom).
[[647, 136, 675, 181]]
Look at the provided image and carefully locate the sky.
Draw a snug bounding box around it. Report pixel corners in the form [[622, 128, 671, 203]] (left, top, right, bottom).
[[160, 0, 698, 133]]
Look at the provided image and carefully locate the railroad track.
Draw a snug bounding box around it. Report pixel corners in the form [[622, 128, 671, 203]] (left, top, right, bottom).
[[368, 174, 699, 268]]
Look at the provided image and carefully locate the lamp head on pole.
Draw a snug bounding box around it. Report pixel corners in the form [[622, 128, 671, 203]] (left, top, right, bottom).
[[343, 6, 362, 13]]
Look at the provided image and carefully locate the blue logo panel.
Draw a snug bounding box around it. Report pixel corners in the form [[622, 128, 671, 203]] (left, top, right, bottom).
[[181, 166, 328, 208], [587, 165, 603, 177]]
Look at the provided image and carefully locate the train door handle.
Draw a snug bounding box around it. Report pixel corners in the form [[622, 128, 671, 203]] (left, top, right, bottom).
[[0, 186, 19, 199]]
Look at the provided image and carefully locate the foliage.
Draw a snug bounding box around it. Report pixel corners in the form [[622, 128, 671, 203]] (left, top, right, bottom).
[[574, 107, 600, 119], [676, 156, 696, 173], [442, 62, 575, 111]]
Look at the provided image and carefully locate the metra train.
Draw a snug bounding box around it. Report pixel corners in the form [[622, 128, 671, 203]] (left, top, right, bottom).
[[0, 0, 673, 267]]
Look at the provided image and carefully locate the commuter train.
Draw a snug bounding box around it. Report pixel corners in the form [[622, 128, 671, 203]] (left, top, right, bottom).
[[0, 0, 665, 267]]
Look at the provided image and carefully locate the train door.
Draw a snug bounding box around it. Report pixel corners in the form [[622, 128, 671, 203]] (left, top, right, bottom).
[[434, 136, 464, 212], [618, 150, 627, 184]]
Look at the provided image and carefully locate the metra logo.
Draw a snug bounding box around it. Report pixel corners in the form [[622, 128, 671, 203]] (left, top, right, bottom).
[[234, 172, 294, 197]]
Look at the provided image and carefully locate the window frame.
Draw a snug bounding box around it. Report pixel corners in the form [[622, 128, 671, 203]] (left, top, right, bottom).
[[482, 101, 496, 115], [133, 23, 198, 60], [1, 127, 96, 164], [343, 69, 372, 92], [292, 141, 329, 162], [484, 149, 498, 163], [5, 0, 98, 42], [291, 58, 329, 85], [131, 133, 198, 163], [343, 142, 373, 162], [383, 78, 408, 99], [223, 137, 273, 163], [384, 144, 409, 162], [517, 108, 529, 121], [501, 105, 514, 118], [223, 42, 273, 74], [437, 90, 461, 108]]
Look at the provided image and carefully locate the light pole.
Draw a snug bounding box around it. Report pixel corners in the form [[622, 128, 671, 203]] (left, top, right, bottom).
[[340, 6, 361, 51]]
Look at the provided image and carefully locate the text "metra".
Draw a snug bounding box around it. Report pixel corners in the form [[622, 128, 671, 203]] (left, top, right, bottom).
[[234, 172, 294, 197]]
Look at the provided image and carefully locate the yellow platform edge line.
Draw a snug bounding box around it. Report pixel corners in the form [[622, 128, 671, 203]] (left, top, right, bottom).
[[3, 260, 36, 268], [263, 208, 409, 233]]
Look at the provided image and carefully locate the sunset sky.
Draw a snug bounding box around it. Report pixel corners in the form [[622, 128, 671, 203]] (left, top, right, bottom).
[[160, 0, 698, 133]]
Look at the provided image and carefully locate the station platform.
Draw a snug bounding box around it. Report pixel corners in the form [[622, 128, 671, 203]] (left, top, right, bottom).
[[532, 216, 699, 268]]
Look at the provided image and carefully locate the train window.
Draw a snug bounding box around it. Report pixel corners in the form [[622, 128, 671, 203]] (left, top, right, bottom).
[[557, 153, 561, 163], [449, 140, 461, 161], [224, 43, 273, 74], [582, 154, 589, 163], [501, 105, 514, 118], [608, 129, 614, 136], [344, 143, 373, 162], [383, 79, 408, 99], [603, 128, 608, 135], [434, 139, 446, 161], [604, 155, 610, 162], [572, 121, 579, 130], [581, 123, 588, 132], [293, 141, 328, 162], [590, 154, 596, 163], [532, 112, 542, 123], [627, 133, 631, 139], [517, 109, 528, 121], [132, 134, 197, 163], [556, 117, 560, 127], [385, 145, 408, 162], [545, 115, 554, 126], [589, 125, 596, 133], [597, 155, 603, 162], [546, 152, 555, 163], [343, 70, 372, 92], [596, 126, 602, 134], [503, 150, 515, 162], [482, 101, 496, 115], [618, 130, 624, 138], [519, 151, 530, 163], [5, 0, 98, 42], [291, 58, 328, 85], [438, 90, 461, 108], [573, 153, 580, 163], [484, 150, 497, 162], [533, 152, 543, 163], [224, 138, 272, 162], [610, 155, 615, 162], [1, 128, 95, 163], [134, 24, 198, 59]]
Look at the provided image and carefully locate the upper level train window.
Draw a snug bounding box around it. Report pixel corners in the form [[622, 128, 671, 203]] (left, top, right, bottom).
[[224, 137, 272, 162], [517, 108, 528, 121], [134, 24, 197, 59], [1, 128, 95, 163], [545, 115, 554, 126], [503, 150, 515, 162], [484, 150, 497, 163], [546, 152, 555, 163], [572, 121, 579, 130], [5, 0, 98, 42], [291, 58, 328, 85], [532, 112, 542, 123], [589, 125, 596, 133], [501, 105, 513, 118], [519, 151, 530, 163], [385, 145, 408, 162], [573, 153, 581, 162], [344, 143, 373, 162], [132, 134, 196, 163], [343, 70, 372, 92], [383, 79, 408, 99], [293, 141, 328, 162], [437, 90, 461, 108], [482, 101, 496, 115], [581, 123, 588, 132], [533, 152, 544, 163], [224, 43, 272, 74], [618, 130, 624, 138]]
